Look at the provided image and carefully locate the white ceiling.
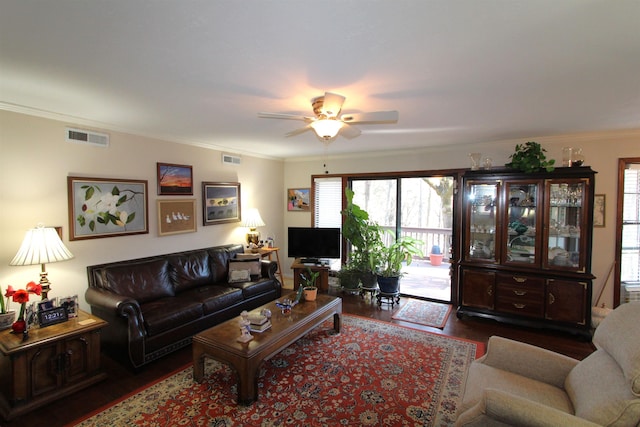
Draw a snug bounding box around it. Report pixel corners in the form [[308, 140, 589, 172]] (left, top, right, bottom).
[[1, 1, 639, 160]]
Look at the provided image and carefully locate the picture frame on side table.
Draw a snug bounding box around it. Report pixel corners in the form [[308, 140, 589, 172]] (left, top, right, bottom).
[[157, 162, 193, 195], [157, 199, 197, 236], [287, 188, 310, 211], [59, 295, 79, 318], [594, 194, 605, 227], [67, 176, 149, 241], [202, 182, 241, 225]]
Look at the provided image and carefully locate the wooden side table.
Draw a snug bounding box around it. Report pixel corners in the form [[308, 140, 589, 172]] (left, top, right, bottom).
[[255, 247, 285, 286], [0, 309, 107, 420]]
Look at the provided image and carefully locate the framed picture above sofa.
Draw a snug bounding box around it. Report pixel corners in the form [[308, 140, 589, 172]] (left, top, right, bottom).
[[157, 199, 197, 236], [67, 176, 149, 240], [202, 182, 241, 225], [157, 162, 193, 196]]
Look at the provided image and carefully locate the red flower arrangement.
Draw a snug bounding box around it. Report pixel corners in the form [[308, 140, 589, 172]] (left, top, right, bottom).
[[4, 281, 42, 334]]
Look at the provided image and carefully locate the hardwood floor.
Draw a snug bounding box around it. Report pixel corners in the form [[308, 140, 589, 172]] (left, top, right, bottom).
[[5, 293, 595, 427]]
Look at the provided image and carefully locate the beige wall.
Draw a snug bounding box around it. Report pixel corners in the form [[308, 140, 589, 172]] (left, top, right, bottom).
[[0, 110, 284, 309], [283, 130, 640, 308]]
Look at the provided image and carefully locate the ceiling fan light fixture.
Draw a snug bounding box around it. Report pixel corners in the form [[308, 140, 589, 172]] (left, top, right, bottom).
[[310, 119, 343, 140]]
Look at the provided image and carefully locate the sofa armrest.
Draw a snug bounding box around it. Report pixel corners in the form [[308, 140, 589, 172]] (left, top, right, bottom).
[[479, 336, 579, 388], [455, 388, 601, 427], [85, 287, 146, 341], [261, 260, 278, 280]]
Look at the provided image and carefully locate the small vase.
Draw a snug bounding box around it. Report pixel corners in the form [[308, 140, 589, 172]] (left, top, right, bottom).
[[11, 320, 26, 334], [0, 311, 16, 330]]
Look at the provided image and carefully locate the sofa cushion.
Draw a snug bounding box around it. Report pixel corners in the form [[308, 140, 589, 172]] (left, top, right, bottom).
[[593, 302, 640, 396], [141, 297, 203, 336], [168, 250, 211, 292], [180, 285, 243, 315], [230, 279, 278, 299], [565, 350, 640, 426], [103, 259, 174, 303], [235, 253, 262, 278], [208, 247, 233, 283], [461, 362, 574, 415]]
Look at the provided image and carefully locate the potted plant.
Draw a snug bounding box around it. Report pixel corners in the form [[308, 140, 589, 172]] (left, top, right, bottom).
[[299, 267, 319, 301], [429, 244, 444, 266], [375, 233, 423, 294], [0, 285, 16, 330], [505, 141, 555, 173], [339, 188, 383, 291]]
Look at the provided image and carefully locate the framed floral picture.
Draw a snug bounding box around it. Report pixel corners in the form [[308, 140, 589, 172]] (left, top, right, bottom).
[[67, 176, 149, 240], [287, 188, 310, 211], [594, 194, 605, 227], [202, 182, 241, 225], [157, 199, 197, 236], [157, 162, 193, 195]]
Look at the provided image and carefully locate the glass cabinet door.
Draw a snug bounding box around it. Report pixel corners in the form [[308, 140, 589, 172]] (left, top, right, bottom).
[[545, 179, 588, 271], [466, 181, 499, 262], [504, 181, 540, 265]]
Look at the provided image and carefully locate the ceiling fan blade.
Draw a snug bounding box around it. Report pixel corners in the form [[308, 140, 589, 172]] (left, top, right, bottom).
[[339, 123, 362, 139], [285, 125, 312, 137], [340, 110, 399, 124], [322, 92, 346, 117], [258, 112, 314, 122]]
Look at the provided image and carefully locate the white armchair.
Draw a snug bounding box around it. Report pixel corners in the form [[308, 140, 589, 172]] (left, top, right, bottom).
[[455, 302, 640, 426]]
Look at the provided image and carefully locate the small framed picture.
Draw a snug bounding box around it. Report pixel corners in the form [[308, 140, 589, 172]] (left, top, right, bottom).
[[157, 199, 197, 236], [202, 182, 241, 225], [26, 302, 38, 329], [59, 295, 79, 318], [287, 188, 310, 211], [38, 298, 57, 312], [594, 194, 605, 227], [157, 162, 193, 196]]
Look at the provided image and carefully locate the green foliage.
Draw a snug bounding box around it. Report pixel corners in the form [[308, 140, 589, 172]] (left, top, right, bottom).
[[299, 267, 320, 289], [505, 141, 555, 173], [340, 188, 383, 272], [376, 233, 424, 277]]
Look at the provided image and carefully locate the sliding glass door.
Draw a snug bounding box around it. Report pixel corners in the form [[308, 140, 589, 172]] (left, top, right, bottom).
[[351, 175, 454, 302]]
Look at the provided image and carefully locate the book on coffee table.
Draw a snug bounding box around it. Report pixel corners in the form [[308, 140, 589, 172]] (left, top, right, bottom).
[[250, 320, 272, 333]]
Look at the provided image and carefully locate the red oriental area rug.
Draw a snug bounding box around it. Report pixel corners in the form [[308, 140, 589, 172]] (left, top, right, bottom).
[[392, 300, 453, 329], [70, 315, 483, 427]]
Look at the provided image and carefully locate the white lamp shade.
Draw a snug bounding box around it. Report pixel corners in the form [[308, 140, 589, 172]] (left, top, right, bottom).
[[241, 208, 265, 229], [10, 226, 74, 266], [311, 119, 343, 140]]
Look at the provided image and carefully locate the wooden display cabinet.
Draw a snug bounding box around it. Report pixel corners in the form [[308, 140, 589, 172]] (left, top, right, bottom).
[[456, 167, 596, 339], [0, 310, 107, 420]]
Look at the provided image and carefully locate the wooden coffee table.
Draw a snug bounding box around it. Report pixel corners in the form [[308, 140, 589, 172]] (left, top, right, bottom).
[[192, 293, 342, 404]]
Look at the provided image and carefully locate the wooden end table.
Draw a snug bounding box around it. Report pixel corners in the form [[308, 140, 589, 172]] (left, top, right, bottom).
[[0, 309, 107, 420], [192, 293, 342, 404]]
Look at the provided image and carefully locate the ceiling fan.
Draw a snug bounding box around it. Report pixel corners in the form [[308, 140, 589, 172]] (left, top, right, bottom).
[[258, 92, 399, 141]]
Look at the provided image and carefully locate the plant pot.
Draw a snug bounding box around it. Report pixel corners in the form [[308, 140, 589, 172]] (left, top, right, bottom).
[[376, 275, 400, 294], [358, 271, 378, 289], [303, 287, 318, 301], [0, 311, 16, 330], [339, 271, 360, 290], [429, 253, 444, 266]]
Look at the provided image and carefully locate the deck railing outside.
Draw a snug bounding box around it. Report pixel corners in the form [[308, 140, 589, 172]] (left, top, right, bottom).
[[379, 226, 452, 261]]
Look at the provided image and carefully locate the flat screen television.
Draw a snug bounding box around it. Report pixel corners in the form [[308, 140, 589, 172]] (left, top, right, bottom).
[[287, 227, 341, 263]]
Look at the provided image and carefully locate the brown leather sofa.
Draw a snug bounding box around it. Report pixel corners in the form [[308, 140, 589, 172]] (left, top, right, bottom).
[[85, 244, 282, 369]]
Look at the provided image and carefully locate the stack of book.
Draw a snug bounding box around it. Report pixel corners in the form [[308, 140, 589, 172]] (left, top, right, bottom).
[[248, 314, 271, 333]]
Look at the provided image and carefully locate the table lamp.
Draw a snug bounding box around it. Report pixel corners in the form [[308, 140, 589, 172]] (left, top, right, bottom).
[[242, 208, 265, 245], [9, 224, 74, 300]]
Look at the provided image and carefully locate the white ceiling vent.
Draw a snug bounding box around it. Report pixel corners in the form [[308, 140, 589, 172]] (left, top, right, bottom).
[[222, 153, 241, 165], [66, 127, 109, 148]]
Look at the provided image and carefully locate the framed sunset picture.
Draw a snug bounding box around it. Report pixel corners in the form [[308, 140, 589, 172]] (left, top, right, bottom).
[[157, 162, 193, 195]]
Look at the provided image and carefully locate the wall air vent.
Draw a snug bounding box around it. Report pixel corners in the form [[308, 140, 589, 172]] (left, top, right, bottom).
[[222, 153, 241, 165], [66, 127, 109, 148]]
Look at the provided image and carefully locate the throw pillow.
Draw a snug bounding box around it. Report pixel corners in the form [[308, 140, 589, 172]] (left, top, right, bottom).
[[230, 256, 261, 278], [228, 268, 251, 283]]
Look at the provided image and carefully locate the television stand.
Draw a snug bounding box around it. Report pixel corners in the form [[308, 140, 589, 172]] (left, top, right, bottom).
[[291, 258, 330, 292]]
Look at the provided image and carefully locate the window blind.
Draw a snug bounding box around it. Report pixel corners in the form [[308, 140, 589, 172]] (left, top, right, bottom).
[[313, 177, 342, 228]]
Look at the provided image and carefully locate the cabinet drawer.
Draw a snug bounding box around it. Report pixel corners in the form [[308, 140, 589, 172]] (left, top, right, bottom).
[[497, 273, 545, 289], [496, 280, 545, 318]]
